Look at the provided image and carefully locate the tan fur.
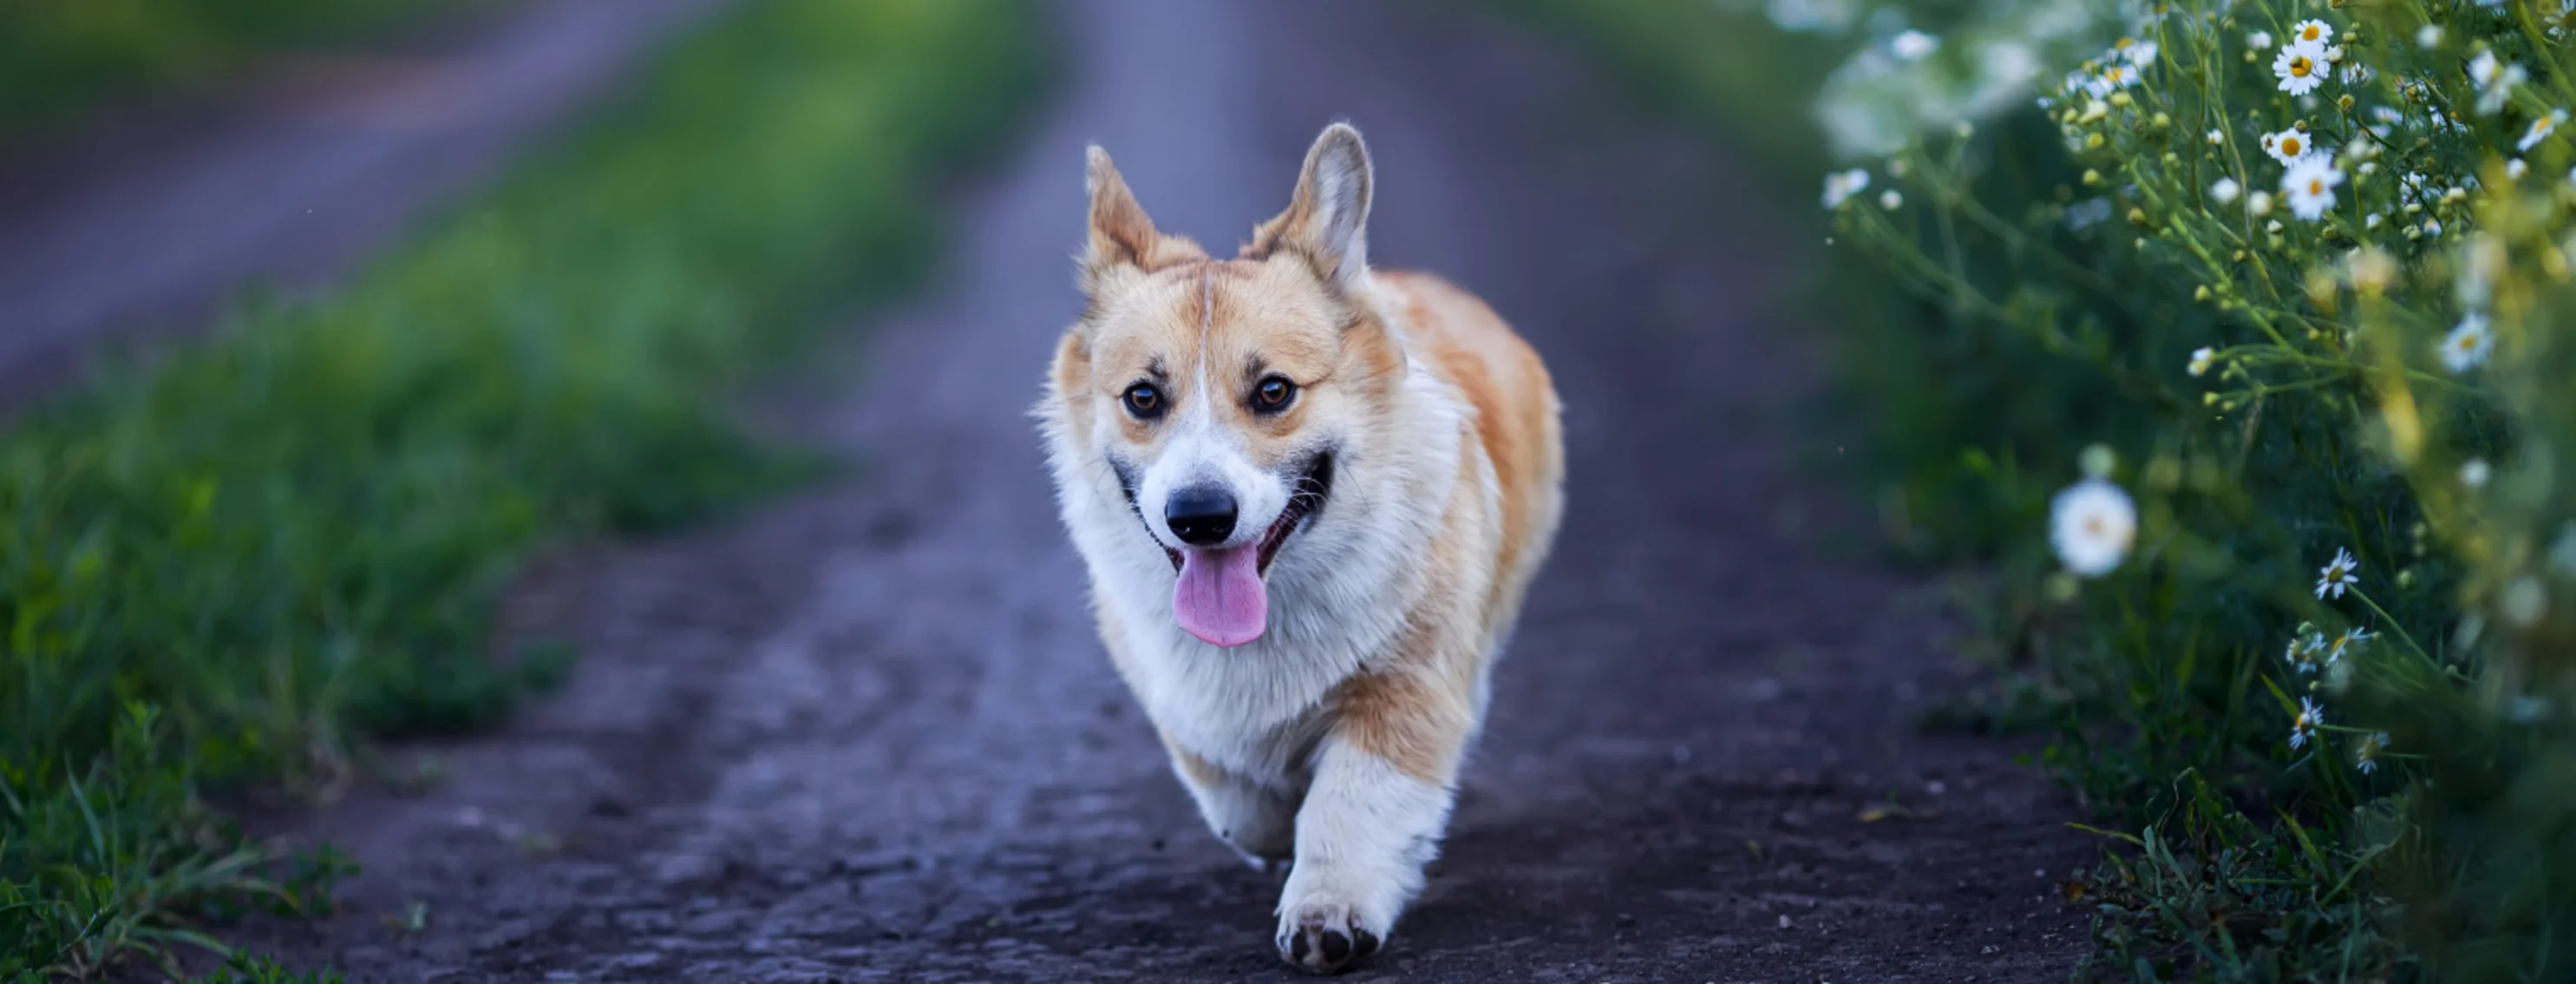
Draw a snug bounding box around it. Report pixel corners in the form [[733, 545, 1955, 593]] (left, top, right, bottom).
[[1037, 122, 1564, 972]]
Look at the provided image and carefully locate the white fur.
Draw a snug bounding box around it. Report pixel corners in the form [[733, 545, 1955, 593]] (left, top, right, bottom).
[[1274, 741, 1451, 948]]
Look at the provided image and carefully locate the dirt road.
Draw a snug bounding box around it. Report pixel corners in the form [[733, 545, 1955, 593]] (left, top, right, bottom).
[[245, 1, 2097, 980]]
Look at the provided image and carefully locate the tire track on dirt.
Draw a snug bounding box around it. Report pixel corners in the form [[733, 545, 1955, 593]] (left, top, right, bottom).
[[254, 1, 2100, 981]]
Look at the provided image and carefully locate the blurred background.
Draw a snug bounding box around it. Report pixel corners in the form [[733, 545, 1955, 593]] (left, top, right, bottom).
[[4, 0, 2573, 981]]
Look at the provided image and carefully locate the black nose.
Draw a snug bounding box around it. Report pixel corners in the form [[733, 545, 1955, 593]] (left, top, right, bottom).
[[1164, 485, 1239, 547]]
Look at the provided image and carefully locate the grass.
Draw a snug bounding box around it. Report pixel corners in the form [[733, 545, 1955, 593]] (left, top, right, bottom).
[[0, 0, 1047, 977], [0, 0, 486, 144]]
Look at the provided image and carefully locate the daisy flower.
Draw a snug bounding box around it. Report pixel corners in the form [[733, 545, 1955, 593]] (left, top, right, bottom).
[[2507, 158, 2531, 180], [2290, 19, 2331, 47], [2354, 731, 2390, 774], [2210, 177, 2242, 204], [2262, 128, 2317, 165], [2317, 547, 2361, 600], [2416, 24, 2442, 49], [2520, 109, 2566, 152], [2249, 30, 2274, 49], [1891, 30, 1939, 62], [2442, 312, 2494, 371], [2462, 458, 2492, 489], [2283, 157, 2344, 220], [2207, 128, 2225, 146], [1878, 189, 1903, 210], [2050, 476, 2136, 578], [2290, 697, 2325, 750], [2285, 632, 2327, 672], [2188, 346, 2216, 376], [1822, 168, 1870, 208], [2114, 37, 2158, 67], [2273, 42, 2329, 95], [2324, 626, 2372, 666]]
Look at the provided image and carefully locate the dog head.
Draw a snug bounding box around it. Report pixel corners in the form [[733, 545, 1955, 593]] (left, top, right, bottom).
[[1040, 123, 1409, 649]]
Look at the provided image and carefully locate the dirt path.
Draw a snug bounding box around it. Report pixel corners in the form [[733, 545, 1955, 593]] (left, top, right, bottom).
[[0, 0, 729, 413], [250, 1, 2098, 981]]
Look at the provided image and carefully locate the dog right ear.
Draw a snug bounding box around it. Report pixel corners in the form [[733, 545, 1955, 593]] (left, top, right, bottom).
[[1080, 146, 1201, 292]]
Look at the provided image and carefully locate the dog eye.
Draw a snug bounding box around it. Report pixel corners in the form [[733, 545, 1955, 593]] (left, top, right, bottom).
[[1252, 377, 1297, 412], [1121, 383, 1164, 418]]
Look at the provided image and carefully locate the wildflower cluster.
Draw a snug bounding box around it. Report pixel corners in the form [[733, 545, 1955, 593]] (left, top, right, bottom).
[[1806, 0, 2576, 974]]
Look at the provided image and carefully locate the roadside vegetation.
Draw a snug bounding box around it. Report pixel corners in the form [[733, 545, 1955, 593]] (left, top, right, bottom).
[[0, 0, 483, 142], [1514, 0, 2576, 980], [0, 0, 1043, 978]]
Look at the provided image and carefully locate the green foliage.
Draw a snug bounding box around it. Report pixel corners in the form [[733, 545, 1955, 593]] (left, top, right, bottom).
[[1518, 0, 2576, 979], [0, 0, 1045, 975], [0, 0, 482, 142]]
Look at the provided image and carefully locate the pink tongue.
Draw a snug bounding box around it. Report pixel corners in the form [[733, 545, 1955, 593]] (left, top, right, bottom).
[[1174, 545, 1268, 648]]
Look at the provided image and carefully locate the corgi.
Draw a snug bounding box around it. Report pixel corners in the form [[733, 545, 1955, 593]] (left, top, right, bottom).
[[1034, 122, 1565, 974]]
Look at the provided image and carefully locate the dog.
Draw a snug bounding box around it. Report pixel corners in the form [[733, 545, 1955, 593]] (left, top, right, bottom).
[[1034, 122, 1565, 974]]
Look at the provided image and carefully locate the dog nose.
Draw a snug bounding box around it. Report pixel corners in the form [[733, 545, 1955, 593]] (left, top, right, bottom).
[[1164, 485, 1239, 547]]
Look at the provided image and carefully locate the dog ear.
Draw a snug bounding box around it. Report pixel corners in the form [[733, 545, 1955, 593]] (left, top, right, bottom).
[[1247, 123, 1373, 292], [1081, 146, 1204, 294]]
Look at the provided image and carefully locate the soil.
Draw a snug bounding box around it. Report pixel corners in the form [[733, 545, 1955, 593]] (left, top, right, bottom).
[[30, 0, 2103, 980]]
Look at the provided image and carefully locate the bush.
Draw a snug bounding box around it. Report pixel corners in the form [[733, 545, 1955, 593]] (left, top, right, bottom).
[[1514, 0, 2576, 978], [1825, 0, 2576, 980], [0, 0, 1043, 977]]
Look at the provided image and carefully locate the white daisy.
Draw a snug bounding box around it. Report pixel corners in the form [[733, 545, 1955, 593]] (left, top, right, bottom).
[[1891, 30, 1940, 62], [2050, 476, 2137, 577], [2290, 697, 2325, 750], [2114, 37, 2159, 67], [2325, 626, 2372, 666], [2442, 312, 2494, 371], [2416, 24, 2442, 49], [2470, 50, 2504, 87], [2462, 458, 2492, 489], [2290, 19, 2332, 47], [2285, 632, 2327, 672], [1879, 189, 1903, 210], [2508, 158, 2531, 180], [1822, 168, 1870, 208], [2249, 30, 2274, 49], [2283, 157, 2344, 220], [2354, 731, 2390, 773], [2317, 547, 2361, 600], [2250, 190, 2275, 217], [2274, 42, 2329, 95], [2210, 177, 2242, 204], [2520, 109, 2566, 152], [2188, 346, 2216, 376], [2262, 128, 2318, 165], [2207, 128, 2225, 146]]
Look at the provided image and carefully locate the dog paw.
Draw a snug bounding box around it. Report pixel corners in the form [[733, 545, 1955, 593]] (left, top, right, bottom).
[[1273, 882, 1389, 974]]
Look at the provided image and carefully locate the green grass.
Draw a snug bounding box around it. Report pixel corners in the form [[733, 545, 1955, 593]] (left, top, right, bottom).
[[0, 0, 485, 143], [0, 0, 1046, 977]]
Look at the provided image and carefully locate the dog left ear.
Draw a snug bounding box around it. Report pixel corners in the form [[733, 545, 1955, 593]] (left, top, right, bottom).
[[1248, 122, 1373, 292]]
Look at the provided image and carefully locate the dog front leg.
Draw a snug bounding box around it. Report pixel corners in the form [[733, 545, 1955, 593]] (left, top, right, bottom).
[[1161, 731, 1298, 869], [1274, 671, 1470, 974]]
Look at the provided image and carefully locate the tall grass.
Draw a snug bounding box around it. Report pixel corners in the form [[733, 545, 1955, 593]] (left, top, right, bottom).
[[1516, 0, 2576, 979], [0, 0, 1045, 977]]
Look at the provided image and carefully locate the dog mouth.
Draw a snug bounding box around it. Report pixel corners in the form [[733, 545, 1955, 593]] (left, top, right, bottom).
[[1248, 450, 1334, 575], [1124, 451, 1334, 650], [1111, 451, 1336, 576]]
